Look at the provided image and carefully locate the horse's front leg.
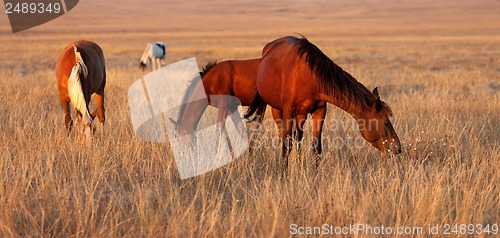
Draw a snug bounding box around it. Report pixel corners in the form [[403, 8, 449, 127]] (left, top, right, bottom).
[[228, 103, 245, 137], [281, 109, 294, 168], [312, 105, 327, 165], [215, 103, 229, 152], [271, 108, 284, 157], [294, 114, 307, 153]]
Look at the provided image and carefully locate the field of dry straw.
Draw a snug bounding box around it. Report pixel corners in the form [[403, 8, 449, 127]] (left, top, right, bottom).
[[0, 0, 498, 237]]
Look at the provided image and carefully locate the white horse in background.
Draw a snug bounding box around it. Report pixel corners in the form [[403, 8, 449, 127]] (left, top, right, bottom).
[[139, 42, 166, 71]]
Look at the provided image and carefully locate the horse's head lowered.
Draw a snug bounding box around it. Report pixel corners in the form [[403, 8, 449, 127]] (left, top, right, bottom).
[[357, 87, 402, 154], [139, 61, 147, 70]]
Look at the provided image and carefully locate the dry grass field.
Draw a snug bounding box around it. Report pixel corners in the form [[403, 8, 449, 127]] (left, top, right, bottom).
[[0, 0, 499, 237]]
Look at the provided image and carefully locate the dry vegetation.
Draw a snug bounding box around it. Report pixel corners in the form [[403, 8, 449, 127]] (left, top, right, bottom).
[[0, 0, 499, 237]]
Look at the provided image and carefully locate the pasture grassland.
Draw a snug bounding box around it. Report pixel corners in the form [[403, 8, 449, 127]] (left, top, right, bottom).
[[0, 0, 498, 237]]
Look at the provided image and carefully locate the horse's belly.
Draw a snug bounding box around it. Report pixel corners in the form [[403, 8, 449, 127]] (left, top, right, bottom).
[[295, 100, 319, 114], [257, 85, 283, 110], [256, 75, 284, 110], [232, 79, 257, 106]]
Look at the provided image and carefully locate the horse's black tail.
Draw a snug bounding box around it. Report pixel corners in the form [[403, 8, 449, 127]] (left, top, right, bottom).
[[244, 93, 267, 123], [156, 43, 166, 57]]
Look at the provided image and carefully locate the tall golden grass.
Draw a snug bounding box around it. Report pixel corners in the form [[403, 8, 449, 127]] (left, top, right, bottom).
[[0, 0, 498, 237]]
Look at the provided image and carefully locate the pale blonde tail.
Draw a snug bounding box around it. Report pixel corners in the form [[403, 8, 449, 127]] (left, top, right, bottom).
[[68, 45, 92, 126]]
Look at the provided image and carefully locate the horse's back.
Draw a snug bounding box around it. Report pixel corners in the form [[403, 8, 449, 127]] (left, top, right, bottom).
[[229, 58, 261, 106], [257, 36, 319, 110], [202, 58, 261, 106], [261, 36, 299, 58], [151, 42, 166, 58], [260, 36, 301, 77]]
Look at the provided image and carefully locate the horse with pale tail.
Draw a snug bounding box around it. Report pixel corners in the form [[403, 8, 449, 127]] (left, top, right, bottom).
[[56, 40, 106, 143], [245, 36, 401, 165], [139, 42, 166, 71]]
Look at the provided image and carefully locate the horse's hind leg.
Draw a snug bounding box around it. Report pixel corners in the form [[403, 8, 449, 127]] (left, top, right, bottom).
[[157, 58, 163, 69], [271, 108, 284, 136], [153, 58, 159, 70], [161, 57, 166, 67], [93, 91, 105, 136], [60, 97, 73, 135], [92, 93, 105, 123], [91, 84, 105, 136]]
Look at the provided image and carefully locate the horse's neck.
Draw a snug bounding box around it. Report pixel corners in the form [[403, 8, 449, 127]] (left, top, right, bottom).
[[176, 79, 209, 134], [319, 93, 363, 119], [140, 45, 151, 63], [140, 53, 148, 63]]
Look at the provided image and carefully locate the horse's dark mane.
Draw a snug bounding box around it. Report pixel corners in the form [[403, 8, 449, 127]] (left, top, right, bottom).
[[177, 78, 197, 124], [294, 37, 392, 115], [176, 61, 218, 123], [199, 60, 217, 78]]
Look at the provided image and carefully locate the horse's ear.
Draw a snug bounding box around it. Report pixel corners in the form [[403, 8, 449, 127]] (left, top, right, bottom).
[[373, 87, 379, 97], [168, 118, 178, 130], [375, 97, 383, 112]]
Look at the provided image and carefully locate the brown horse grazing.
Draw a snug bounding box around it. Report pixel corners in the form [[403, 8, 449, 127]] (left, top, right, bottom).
[[245, 36, 401, 159], [172, 59, 262, 140], [56, 40, 106, 141], [172, 58, 327, 153]]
